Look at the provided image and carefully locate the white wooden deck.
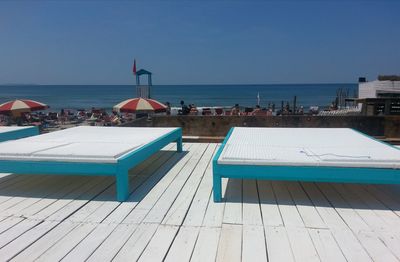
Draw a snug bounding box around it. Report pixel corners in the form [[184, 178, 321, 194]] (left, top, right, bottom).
[[0, 143, 400, 261]]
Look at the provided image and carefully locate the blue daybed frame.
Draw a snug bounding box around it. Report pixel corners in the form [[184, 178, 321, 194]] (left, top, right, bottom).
[[213, 127, 400, 202], [0, 126, 39, 142], [0, 128, 182, 201]]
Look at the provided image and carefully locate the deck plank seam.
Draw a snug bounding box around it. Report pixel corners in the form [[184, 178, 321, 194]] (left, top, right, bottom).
[[314, 182, 376, 261]]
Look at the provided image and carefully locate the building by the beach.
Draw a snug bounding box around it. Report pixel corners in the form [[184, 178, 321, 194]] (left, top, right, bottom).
[[357, 75, 400, 115], [358, 75, 400, 99]]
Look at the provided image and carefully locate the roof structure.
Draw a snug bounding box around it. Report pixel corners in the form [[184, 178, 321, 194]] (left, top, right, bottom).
[[136, 69, 152, 76]]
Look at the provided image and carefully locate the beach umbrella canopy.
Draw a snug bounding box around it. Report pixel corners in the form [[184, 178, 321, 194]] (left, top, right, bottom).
[[113, 98, 167, 113], [0, 99, 49, 116]]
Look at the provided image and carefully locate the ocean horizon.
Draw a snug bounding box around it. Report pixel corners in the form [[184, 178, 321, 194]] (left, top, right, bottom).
[[0, 83, 357, 112]]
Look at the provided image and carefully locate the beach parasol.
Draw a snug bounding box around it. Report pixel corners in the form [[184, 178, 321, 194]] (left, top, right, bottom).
[[0, 99, 49, 117], [113, 98, 167, 113]]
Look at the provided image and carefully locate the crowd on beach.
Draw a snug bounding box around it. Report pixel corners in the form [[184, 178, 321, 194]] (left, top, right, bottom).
[[0, 97, 360, 131], [0, 108, 135, 130], [175, 100, 305, 116]]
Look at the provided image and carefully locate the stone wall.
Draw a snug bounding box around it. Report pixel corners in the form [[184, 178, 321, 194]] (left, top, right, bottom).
[[123, 115, 400, 138]]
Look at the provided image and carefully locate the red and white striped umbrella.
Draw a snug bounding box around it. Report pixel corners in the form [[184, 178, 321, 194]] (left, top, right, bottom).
[[113, 98, 167, 113], [0, 99, 49, 115]]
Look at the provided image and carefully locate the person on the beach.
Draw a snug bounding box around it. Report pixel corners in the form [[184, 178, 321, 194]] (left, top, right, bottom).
[[179, 100, 190, 115], [231, 104, 240, 115], [250, 105, 261, 116], [60, 109, 67, 125], [165, 102, 171, 115], [189, 104, 198, 115]]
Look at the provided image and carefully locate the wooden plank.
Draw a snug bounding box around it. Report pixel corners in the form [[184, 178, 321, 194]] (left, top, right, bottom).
[[141, 144, 208, 224], [242, 225, 267, 262], [264, 226, 294, 262], [61, 223, 118, 261], [202, 178, 227, 227], [182, 156, 213, 227], [365, 185, 400, 218], [11, 221, 77, 262], [0, 217, 24, 235], [31, 179, 133, 260], [0, 220, 58, 261], [164, 226, 200, 262], [286, 226, 320, 262], [66, 196, 112, 223], [330, 226, 372, 261], [295, 184, 374, 262], [103, 144, 181, 224], [0, 175, 50, 209], [86, 224, 138, 262], [1, 176, 86, 218], [215, 224, 242, 262], [0, 175, 39, 203], [41, 178, 114, 222], [308, 228, 346, 262], [137, 224, 179, 262], [242, 180, 262, 226], [316, 183, 370, 232], [317, 183, 400, 260], [356, 230, 398, 262], [314, 183, 391, 261], [35, 223, 97, 262], [222, 178, 242, 225], [286, 182, 326, 229], [123, 144, 202, 224], [190, 227, 221, 262], [376, 230, 400, 260], [300, 182, 347, 228], [113, 223, 159, 262], [34, 179, 110, 222], [39, 144, 177, 226], [257, 180, 283, 227], [272, 181, 304, 227], [10, 177, 92, 219], [0, 174, 37, 193], [163, 144, 216, 226], [375, 184, 400, 205], [0, 219, 41, 249], [10, 174, 122, 262], [348, 184, 400, 230], [82, 201, 120, 224], [332, 183, 390, 231]]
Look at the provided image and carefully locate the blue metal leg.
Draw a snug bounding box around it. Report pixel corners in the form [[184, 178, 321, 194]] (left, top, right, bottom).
[[213, 173, 222, 202], [116, 167, 129, 201], [177, 137, 183, 152]]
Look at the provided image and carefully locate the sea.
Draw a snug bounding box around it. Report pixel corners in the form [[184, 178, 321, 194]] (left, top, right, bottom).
[[0, 84, 357, 112]]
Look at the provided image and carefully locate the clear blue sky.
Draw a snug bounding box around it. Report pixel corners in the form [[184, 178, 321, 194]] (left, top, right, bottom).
[[0, 0, 399, 85]]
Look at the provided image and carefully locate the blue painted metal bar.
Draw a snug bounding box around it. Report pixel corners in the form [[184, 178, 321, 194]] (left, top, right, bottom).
[[212, 127, 400, 202], [0, 126, 39, 142], [0, 127, 182, 202], [212, 127, 234, 202]]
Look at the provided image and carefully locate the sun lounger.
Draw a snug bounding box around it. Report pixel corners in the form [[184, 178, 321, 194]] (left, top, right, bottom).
[[213, 127, 400, 202], [0, 126, 39, 142], [0, 126, 182, 201]]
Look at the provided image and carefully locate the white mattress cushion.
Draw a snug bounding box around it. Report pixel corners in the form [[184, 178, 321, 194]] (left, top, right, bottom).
[[218, 127, 400, 169], [0, 126, 177, 163]]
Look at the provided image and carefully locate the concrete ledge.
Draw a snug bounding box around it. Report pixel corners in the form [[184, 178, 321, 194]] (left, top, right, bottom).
[[123, 115, 400, 138]]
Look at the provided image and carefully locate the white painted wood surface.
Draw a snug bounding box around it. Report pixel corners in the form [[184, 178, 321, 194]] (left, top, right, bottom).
[[0, 142, 397, 261]]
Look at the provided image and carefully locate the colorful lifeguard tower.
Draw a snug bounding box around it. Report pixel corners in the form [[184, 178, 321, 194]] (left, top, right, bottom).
[[135, 69, 152, 99]]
